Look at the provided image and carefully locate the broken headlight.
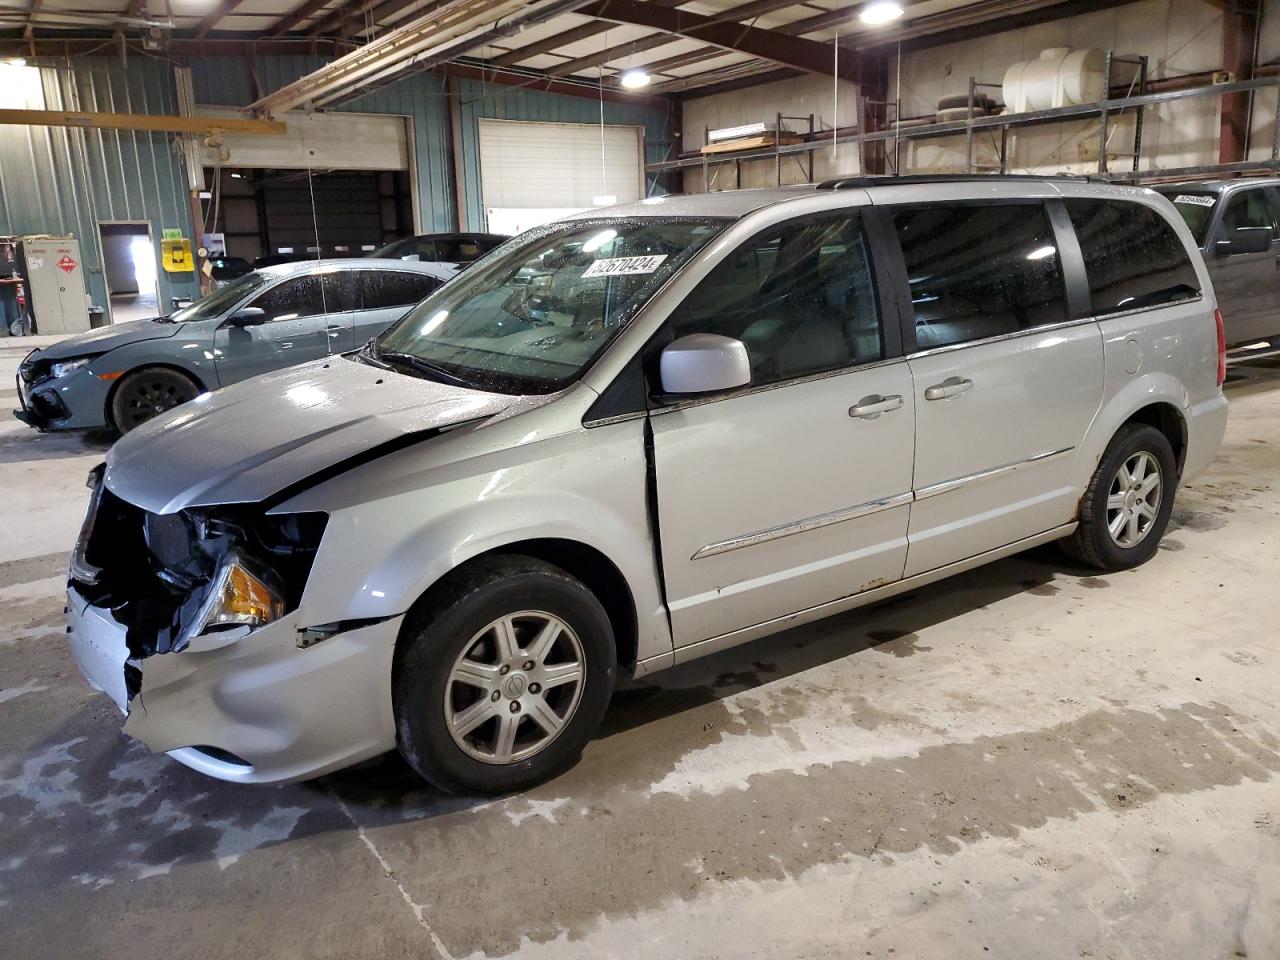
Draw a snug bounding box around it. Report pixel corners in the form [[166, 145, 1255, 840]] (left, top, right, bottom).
[[191, 558, 285, 636]]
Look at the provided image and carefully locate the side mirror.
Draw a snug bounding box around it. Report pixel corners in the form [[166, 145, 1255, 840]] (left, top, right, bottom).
[[228, 306, 267, 327], [659, 333, 751, 397], [1215, 226, 1272, 257]]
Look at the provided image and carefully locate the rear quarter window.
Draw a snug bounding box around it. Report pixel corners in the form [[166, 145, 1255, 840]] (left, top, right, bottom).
[[1064, 199, 1201, 316]]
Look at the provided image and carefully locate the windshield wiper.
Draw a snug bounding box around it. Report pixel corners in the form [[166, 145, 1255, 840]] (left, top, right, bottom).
[[378, 351, 472, 387]]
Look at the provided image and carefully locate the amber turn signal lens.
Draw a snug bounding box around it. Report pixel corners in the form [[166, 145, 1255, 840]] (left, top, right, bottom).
[[211, 562, 284, 628]]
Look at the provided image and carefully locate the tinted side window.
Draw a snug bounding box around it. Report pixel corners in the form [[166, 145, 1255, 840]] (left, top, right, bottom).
[[321, 271, 361, 312], [669, 215, 881, 387], [438, 238, 483, 262], [1065, 199, 1201, 315], [1221, 189, 1279, 239], [248, 276, 326, 322], [360, 270, 442, 310], [895, 203, 1067, 350]]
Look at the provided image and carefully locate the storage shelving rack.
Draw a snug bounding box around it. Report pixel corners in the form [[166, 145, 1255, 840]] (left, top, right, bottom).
[[647, 53, 1280, 187]]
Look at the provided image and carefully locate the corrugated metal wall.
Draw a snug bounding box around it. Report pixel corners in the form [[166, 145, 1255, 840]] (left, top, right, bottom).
[[187, 55, 457, 232], [0, 57, 201, 315]]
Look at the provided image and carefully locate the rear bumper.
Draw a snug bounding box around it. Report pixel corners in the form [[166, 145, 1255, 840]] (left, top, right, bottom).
[[67, 587, 402, 783], [1183, 391, 1229, 483]]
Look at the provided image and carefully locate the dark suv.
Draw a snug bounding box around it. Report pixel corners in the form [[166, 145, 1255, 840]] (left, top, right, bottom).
[[368, 232, 509, 269], [1155, 178, 1280, 348]]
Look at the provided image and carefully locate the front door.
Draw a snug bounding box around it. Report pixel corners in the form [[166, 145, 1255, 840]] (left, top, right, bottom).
[[213, 273, 351, 385], [890, 201, 1104, 577], [650, 212, 915, 647], [1208, 186, 1280, 346]]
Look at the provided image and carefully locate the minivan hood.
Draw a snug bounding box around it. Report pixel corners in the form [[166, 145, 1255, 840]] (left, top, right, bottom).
[[36, 318, 183, 360], [105, 356, 516, 514]]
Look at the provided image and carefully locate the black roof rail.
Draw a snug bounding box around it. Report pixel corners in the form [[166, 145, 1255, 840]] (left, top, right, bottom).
[[817, 173, 1105, 191]]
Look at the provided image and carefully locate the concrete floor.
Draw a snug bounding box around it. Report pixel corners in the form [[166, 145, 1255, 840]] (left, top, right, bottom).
[[2, 336, 1279, 960]]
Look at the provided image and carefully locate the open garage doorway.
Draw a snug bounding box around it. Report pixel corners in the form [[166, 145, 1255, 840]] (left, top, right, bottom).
[[97, 222, 160, 324], [203, 168, 415, 271]]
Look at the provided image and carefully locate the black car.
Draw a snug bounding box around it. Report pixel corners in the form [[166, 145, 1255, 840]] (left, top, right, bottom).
[[368, 232, 509, 269]]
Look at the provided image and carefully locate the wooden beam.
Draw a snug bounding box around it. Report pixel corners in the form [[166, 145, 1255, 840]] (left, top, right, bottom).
[[0, 107, 287, 135], [194, 0, 247, 38], [549, 0, 856, 80]]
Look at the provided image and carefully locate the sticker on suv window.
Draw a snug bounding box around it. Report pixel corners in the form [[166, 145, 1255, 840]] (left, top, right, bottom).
[[1173, 195, 1216, 207], [582, 255, 668, 278]]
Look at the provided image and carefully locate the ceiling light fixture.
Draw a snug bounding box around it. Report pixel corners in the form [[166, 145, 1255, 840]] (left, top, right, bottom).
[[858, 1, 904, 26], [620, 69, 651, 89]]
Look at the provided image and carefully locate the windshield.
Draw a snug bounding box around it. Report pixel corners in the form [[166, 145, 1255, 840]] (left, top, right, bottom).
[[373, 217, 727, 394], [1160, 191, 1219, 245], [170, 271, 273, 323]]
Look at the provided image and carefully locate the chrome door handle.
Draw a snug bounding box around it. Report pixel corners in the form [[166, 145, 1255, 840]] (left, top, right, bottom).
[[848, 394, 903, 419], [924, 377, 974, 401]]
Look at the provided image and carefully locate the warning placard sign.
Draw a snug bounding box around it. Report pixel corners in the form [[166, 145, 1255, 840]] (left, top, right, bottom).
[[57, 255, 78, 273]]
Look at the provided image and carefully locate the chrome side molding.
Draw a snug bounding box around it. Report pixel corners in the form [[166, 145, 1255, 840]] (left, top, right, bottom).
[[915, 446, 1075, 501], [693, 447, 1075, 560], [691, 492, 914, 560]]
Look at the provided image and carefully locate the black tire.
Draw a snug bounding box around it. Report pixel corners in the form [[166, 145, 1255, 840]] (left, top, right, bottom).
[[109, 367, 201, 433], [937, 93, 993, 111], [1062, 423, 1178, 571], [393, 555, 616, 795]]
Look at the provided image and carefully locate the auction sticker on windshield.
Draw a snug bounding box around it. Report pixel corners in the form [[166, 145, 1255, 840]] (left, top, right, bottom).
[[582, 255, 668, 278], [1174, 195, 1216, 207]]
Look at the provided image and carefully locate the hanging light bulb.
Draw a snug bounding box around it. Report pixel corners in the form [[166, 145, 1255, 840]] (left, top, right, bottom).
[[858, 1, 904, 26], [620, 69, 651, 89]]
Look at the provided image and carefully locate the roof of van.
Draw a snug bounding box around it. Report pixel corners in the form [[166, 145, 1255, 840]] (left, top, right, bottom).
[[571, 175, 1159, 222], [1152, 177, 1280, 195]]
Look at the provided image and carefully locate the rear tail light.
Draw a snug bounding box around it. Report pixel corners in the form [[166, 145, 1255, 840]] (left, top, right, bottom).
[[1214, 307, 1226, 387]]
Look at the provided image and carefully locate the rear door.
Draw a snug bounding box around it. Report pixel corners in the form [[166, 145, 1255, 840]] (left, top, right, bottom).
[[650, 210, 916, 647], [1208, 186, 1280, 345], [889, 199, 1104, 577], [352, 269, 444, 343]]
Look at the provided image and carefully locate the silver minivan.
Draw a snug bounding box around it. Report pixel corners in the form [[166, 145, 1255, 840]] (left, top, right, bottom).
[[66, 177, 1228, 795]]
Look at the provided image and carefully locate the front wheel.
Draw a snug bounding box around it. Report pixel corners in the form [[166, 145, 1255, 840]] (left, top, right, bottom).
[[393, 556, 616, 795], [109, 367, 201, 433], [1062, 423, 1177, 571]]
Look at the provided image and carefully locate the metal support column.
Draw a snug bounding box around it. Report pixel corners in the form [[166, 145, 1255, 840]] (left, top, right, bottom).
[[1097, 50, 1114, 175], [965, 76, 977, 173]]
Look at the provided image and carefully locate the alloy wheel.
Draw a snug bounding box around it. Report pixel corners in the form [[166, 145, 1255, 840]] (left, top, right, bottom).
[[444, 611, 585, 765], [1105, 451, 1163, 549]]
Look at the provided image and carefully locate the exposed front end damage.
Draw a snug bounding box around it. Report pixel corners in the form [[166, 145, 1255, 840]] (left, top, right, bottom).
[[66, 466, 402, 783]]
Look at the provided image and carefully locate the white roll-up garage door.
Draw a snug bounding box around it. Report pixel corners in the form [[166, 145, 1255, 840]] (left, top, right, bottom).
[[196, 106, 410, 172], [478, 118, 644, 235]]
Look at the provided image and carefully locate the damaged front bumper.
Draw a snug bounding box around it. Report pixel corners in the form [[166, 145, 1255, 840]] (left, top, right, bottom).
[[67, 586, 403, 783]]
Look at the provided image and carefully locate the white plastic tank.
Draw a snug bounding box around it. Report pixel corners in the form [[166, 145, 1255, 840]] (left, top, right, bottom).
[[1003, 47, 1107, 113]]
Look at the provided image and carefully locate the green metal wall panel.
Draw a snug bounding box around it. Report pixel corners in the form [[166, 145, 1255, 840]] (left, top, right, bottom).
[[188, 55, 456, 232], [0, 58, 201, 316]]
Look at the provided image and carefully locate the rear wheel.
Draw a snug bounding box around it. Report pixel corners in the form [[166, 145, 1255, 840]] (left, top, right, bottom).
[[393, 556, 616, 795], [109, 367, 201, 433], [1062, 423, 1177, 571]]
